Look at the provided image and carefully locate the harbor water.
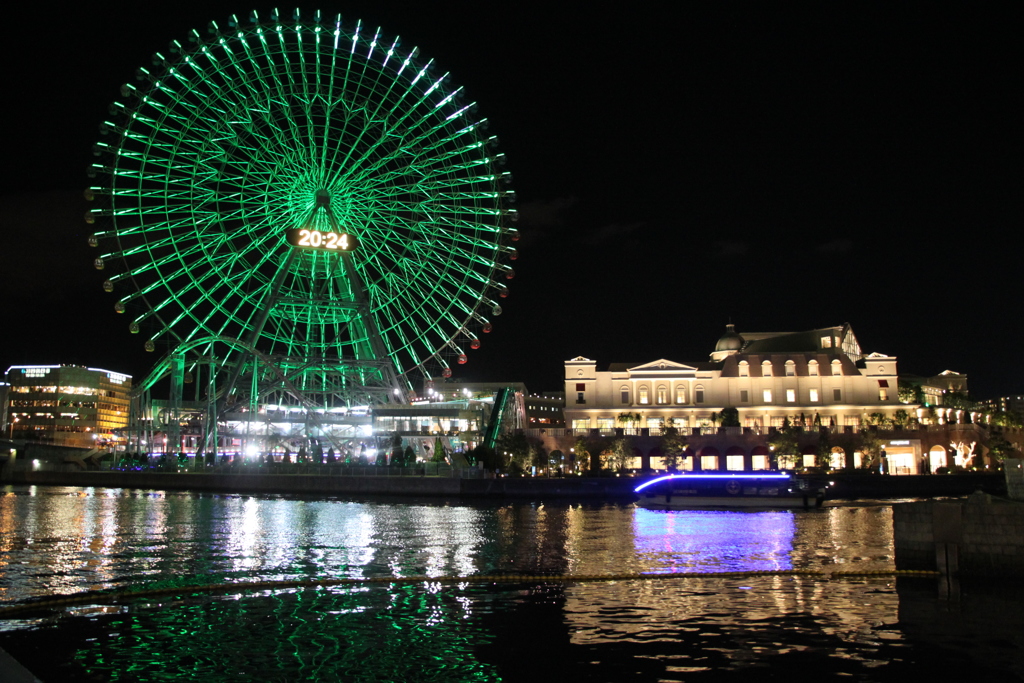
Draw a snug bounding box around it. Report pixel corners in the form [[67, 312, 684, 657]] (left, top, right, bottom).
[[0, 485, 1022, 681]]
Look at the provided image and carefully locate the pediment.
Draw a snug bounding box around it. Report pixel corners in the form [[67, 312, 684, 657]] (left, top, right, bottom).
[[627, 359, 698, 373]]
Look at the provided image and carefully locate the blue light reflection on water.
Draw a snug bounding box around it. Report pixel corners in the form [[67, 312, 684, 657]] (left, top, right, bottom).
[[632, 508, 795, 573]]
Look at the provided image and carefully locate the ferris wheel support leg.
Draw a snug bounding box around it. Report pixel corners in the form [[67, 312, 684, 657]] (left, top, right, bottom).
[[339, 250, 407, 403], [195, 361, 218, 466], [214, 250, 298, 421], [168, 351, 185, 466]]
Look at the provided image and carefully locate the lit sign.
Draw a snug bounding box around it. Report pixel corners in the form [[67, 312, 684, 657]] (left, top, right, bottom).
[[22, 368, 51, 377], [285, 228, 358, 252], [107, 372, 129, 385], [889, 440, 910, 446]]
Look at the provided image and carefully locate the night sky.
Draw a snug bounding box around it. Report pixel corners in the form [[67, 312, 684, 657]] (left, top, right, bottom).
[[1, 3, 1018, 398]]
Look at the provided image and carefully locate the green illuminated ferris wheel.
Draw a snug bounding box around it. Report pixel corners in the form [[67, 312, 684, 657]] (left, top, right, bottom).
[[87, 9, 517, 421]]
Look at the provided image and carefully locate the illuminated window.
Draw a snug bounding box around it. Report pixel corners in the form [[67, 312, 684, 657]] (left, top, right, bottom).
[[762, 361, 773, 377], [879, 389, 889, 401], [596, 418, 614, 431], [657, 385, 668, 405], [675, 385, 687, 404], [786, 389, 796, 402], [809, 388, 819, 402], [738, 361, 749, 377], [572, 419, 590, 430], [763, 389, 772, 402], [831, 359, 843, 376], [695, 386, 705, 403], [808, 361, 819, 376], [639, 386, 649, 405], [821, 336, 832, 348], [785, 361, 795, 377]]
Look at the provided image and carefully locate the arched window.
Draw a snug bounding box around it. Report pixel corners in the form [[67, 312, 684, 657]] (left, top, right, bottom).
[[657, 385, 668, 405], [694, 385, 705, 404], [808, 360, 819, 376], [620, 386, 630, 404], [831, 359, 843, 376], [785, 360, 795, 377], [738, 361, 749, 377], [762, 360, 773, 377], [638, 386, 649, 405], [675, 385, 687, 404]]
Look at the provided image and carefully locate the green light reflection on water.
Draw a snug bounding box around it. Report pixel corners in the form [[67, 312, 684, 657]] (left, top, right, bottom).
[[71, 585, 500, 682]]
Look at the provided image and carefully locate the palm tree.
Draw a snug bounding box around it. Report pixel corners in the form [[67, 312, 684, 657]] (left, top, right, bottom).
[[617, 412, 642, 434]]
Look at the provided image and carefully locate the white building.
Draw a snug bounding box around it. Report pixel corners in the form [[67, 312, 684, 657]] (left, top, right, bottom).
[[565, 324, 902, 434]]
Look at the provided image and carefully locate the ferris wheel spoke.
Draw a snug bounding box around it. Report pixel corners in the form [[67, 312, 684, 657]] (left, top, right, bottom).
[[324, 57, 451, 188]]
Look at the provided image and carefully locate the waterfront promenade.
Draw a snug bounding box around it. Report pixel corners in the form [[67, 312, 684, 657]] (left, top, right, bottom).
[[1, 465, 1007, 499]]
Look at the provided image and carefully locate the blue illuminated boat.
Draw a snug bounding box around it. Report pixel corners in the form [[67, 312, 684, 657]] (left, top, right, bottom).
[[634, 473, 827, 510]]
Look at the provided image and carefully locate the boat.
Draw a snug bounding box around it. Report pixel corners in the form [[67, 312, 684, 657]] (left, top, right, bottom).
[[634, 472, 828, 510]]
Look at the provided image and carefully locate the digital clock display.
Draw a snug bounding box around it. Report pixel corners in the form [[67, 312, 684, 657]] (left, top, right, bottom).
[[285, 228, 358, 252]]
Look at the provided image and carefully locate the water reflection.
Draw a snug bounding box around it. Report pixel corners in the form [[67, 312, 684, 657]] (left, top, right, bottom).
[[0, 488, 897, 605], [0, 486, 1020, 681], [632, 509, 796, 573]]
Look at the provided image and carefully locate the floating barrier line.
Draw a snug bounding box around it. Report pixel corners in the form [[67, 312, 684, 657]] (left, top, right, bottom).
[[0, 569, 940, 618]]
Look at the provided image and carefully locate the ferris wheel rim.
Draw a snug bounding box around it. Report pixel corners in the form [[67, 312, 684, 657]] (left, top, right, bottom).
[[87, 10, 518, 383]]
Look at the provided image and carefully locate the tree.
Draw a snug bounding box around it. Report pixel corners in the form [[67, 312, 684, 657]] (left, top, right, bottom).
[[431, 436, 448, 463], [990, 410, 1024, 429], [898, 381, 924, 405], [767, 426, 800, 470], [531, 443, 549, 472], [549, 449, 565, 472], [603, 438, 633, 472], [403, 445, 416, 466], [893, 409, 910, 429], [986, 437, 1019, 463], [617, 412, 641, 433], [496, 432, 535, 474], [942, 390, 974, 411], [718, 407, 740, 427], [814, 428, 831, 469], [859, 430, 883, 471], [389, 433, 404, 465], [470, 444, 500, 470], [573, 436, 591, 474], [661, 418, 688, 471]]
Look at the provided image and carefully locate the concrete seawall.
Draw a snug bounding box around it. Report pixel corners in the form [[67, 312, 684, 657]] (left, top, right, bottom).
[[3, 470, 638, 498], [893, 495, 1024, 576]]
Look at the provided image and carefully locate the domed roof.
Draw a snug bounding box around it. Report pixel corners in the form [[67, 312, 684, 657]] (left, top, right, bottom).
[[715, 324, 744, 352]]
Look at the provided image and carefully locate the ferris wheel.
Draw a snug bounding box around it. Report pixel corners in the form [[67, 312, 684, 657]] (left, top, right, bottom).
[[87, 9, 517, 412]]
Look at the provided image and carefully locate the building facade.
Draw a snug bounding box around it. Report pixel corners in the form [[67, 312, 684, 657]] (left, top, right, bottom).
[[565, 324, 902, 434], [559, 324, 940, 473], [5, 365, 131, 448]]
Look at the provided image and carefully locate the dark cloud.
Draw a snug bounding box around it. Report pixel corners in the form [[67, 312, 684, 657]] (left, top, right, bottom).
[[713, 240, 750, 257], [584, 222, 644, 246], [815, 238, 854, 254], [515, 196, 578, 229]]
